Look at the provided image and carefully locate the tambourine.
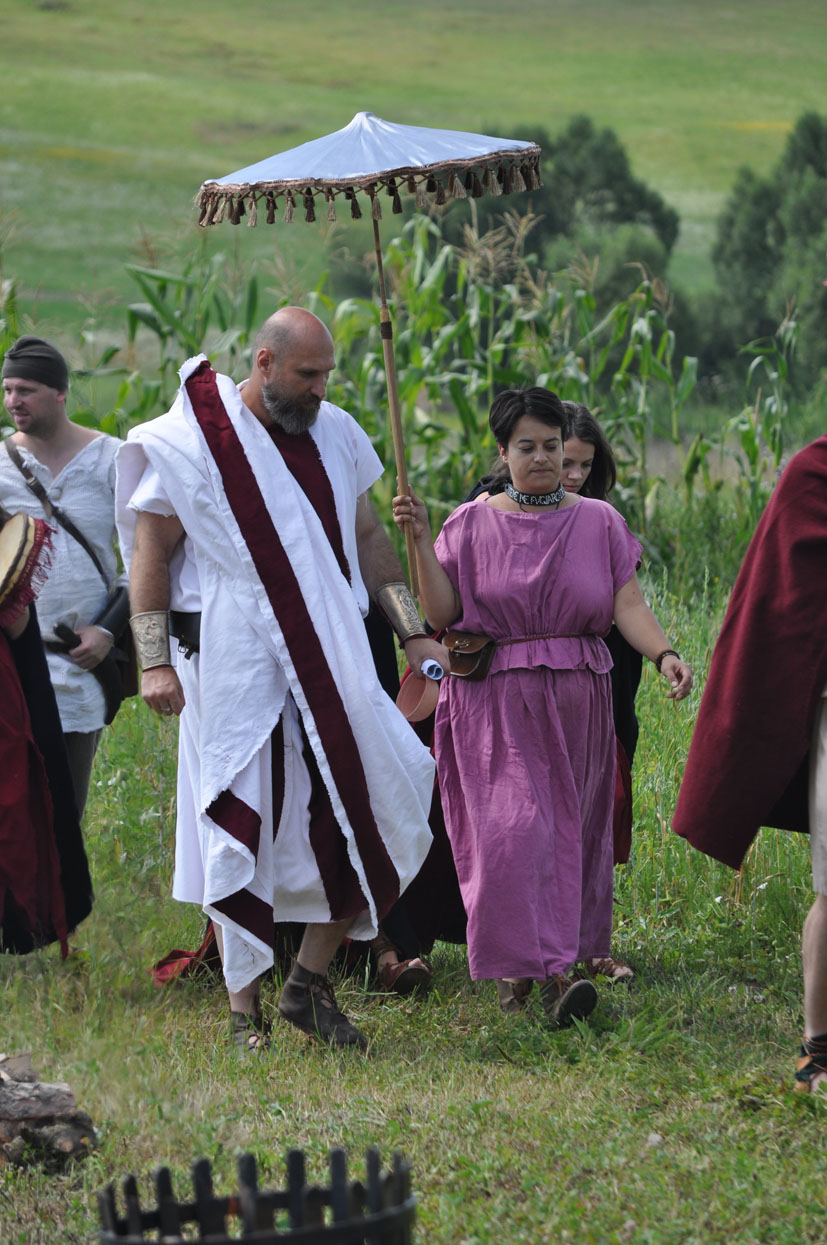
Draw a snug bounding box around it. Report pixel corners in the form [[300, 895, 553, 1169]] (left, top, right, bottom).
[[0, 511, 52, 628]]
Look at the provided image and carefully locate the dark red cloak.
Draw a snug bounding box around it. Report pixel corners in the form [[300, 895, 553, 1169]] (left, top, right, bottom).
[[673, 435, 827, 869], [0, 627, 68, 953]]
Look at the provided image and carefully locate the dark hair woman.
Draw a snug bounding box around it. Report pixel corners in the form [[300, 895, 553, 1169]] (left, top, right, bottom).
[[394, 388, 692, 1026], [559, 402, 616, 499], [468, 401, 640, 982]]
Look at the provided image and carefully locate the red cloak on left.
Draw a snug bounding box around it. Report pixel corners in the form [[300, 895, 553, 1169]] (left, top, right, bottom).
[[673, 435, 827, 869], [0, 628, 68, 952]]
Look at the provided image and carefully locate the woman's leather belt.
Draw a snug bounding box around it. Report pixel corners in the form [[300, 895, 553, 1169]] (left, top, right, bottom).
[[497, 632, 596, 646]]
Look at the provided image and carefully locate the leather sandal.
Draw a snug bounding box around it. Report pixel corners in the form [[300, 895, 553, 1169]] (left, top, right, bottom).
[[230, 1011, 271, 1059], [581, 955, 634, 983], [540, 974, 597, 1027], [495, 978, 533, 1014], [278, 972, 368, 1050], [378, 957, 432, 996], [795, 1032, 827, 1092]]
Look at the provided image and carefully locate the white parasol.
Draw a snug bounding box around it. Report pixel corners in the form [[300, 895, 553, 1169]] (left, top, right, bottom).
[[197, 111, 542, 592]]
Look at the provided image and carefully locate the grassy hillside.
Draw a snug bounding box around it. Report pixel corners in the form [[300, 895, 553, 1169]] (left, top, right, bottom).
[[1, 0, 825, 346], [4, 586, 827, 1242]]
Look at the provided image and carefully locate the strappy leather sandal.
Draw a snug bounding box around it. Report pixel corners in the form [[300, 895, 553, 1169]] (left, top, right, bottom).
[[540, 974, 597, 1027], [495, 978, 533, 1014], [378, 957, 433, 996], [581, 955, 634, 983], [230, 1011, 271, 1059], [795, 1032, 827, 1092]]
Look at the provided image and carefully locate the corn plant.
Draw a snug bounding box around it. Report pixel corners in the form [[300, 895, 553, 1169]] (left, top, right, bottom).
[[725, 310, 798, 527]]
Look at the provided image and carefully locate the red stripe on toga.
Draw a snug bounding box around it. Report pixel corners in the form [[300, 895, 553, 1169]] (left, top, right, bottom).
[[266, 422, 351, 585], [213, 888, 275, 948], [206, 790, 261, 858]]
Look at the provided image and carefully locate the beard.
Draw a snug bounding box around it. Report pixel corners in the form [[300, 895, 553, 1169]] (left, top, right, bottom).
[[260, 382, 320, 435]]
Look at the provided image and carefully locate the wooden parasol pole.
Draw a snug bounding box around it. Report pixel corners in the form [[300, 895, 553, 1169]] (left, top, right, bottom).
[[373, 216, 419, 596]]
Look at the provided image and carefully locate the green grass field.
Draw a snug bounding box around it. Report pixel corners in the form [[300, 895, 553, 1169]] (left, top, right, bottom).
[[2, 7, 827, 1238], [3, 587, 827, 1242], [1, 0, 825, 346]]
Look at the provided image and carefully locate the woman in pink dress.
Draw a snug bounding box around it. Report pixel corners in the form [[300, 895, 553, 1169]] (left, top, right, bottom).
[[394, 388, 693, 1026]]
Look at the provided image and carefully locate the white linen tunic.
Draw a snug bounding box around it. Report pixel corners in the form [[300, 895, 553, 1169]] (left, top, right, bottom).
[[0, 432, 122, 732]]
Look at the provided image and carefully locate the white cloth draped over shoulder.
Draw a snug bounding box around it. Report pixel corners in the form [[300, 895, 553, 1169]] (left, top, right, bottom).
[[116, 356, 434, 991]]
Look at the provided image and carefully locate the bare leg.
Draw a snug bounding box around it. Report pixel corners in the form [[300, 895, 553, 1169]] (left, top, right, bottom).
[[798, 700, 827, 1086], [803, 893, 827, 1038], [296, 918, 353, 974]]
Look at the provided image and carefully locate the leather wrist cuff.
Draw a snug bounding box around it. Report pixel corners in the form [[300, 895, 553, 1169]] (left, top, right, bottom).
[[654, 648, 680, 674], [130, 610, 171, 669], [373, 581, 426, 644]]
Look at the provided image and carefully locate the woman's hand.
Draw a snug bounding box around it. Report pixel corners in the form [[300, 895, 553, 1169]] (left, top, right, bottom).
[[403, 635, 452, 680], [393, 489, 431, 543], [660, 656, 694, 701]]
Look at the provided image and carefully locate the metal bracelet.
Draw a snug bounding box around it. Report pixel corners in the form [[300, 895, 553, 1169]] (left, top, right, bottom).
[[373, 582, 427, 644], [130, 610, 171, 670]]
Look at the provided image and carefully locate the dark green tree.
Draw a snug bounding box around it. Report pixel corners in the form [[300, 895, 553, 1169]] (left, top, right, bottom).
[[442, 116, 679, 257], [710, 111, 827, 388]]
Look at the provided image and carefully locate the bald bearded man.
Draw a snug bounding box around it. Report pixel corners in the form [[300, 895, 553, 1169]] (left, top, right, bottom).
[[117, 308, 446, 1054]]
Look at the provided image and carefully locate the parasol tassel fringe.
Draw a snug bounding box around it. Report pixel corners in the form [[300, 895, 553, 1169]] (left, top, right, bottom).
[[214, 198, 227, 224], [387, 178, 402, 214], [266, 192, 276, 224], [325, 191, 336, 222], [197, 195, 209, 227], [448, 172, 466, 200], [512, 165, 527, 193], [502, 165, 514, 195], [348, 191, 362, 220], [435, 181, 447, 206], [303, 189, 316, 223], [415, 182, 427, 210], [528, 159, 542, 190], [486, 167, 502, 196], [284, 191, 295, 223], [247, 195, 257, 227], [471, 172, 483, 198], [370, 191, 382, 221]]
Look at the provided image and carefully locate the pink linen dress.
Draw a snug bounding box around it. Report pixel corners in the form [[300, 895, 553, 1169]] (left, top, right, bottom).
[[433, 496, 641, 981]]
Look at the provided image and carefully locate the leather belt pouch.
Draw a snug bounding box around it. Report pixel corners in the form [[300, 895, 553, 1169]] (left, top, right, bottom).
[[443, 629, 496, 681]]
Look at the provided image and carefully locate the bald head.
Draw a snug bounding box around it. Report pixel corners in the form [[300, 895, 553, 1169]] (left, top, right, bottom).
[[245, 307, 335, 434], [254, 306, 334, 363]]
